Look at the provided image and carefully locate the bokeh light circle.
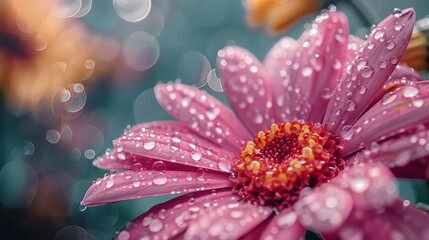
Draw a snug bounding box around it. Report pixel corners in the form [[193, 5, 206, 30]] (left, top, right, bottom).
[[54, 225, 90, 240], [123, 31, 160, 71], [113, 0, 151, 23], [0, 160, 38, 208]]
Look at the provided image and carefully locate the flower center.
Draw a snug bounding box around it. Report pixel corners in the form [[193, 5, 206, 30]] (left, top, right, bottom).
[[232, 121, 345, 210]]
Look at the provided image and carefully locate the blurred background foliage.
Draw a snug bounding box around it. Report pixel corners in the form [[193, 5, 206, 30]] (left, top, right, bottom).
[[0, 0, 428, 239]]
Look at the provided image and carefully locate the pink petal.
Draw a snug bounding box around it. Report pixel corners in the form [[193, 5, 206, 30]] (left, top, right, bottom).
[[390, 158, 429, 180], [332, 163, 397, 210], [114, 121, 235, 173], [217, 46, 275, 134], [370, 63, 422, 109], [184, 201, 272, 239], [323, 9, 416, 135], [81, 170, 233, 207], [293, 184, 353, 233], [259, 209, 306, 240], [115, 189, 238, 240], [341, 82, 429, 156], [263, 37, 297, 122], [346, 36, 363, 63], [347, 125, 429, 169], [93, 148, 197, 172], [328, 199, 429, 240], [155, 82, 250, 152], [265, 12, 349, 123], [297, 12, 349, 123]]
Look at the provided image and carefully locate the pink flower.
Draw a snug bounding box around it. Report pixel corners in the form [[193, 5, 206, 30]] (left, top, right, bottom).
[[82, 8, 429, 240]]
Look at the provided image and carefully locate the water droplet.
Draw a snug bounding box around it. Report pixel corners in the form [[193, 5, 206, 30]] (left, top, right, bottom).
[[341, 125, 354, 140], [153, 176, 167, 185], [386, 41, 396, 50], [346, 100, 356, 112], [360, 66, 374, 78], [301, 66, 313, 77], [394, 24, 403, 31], [367, 41, 375, 50], [350, 177, 369, 193], [403, 85, 419, 98], [393, 8, 402, 17], [359, 86, 367, 94], [133, 181, 140, 187], [152, 161, 166, 171], [106, 179, 114, 188], [381, 93, 397, 105], [191, 151, 202, 161], [378, 60, 387, 69], [79, 204, 87, 212], [374, 30, 385, 40], [148, 219, 163, 232], [390, 56, 399, 64], [322, 88, 333, 99], [412, 99, 424, 108], [143, 138, 156, 150], [276, 211, 297, 228], [117, 231, 131, 240], [218, 159, 231, 172], [310, 54, 322, 71], [332, 59, 341, 70]]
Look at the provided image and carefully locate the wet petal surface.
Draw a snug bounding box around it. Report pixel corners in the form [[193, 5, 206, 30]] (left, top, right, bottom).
[[113, 121, 235, 173], [81, 170, 233, 207], [217, 46, 275, 134], [155, 82, 251, 152], [324, 9, 415, 134]]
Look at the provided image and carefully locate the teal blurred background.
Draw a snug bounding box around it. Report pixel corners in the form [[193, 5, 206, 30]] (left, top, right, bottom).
[[1, 0, 429, 239]]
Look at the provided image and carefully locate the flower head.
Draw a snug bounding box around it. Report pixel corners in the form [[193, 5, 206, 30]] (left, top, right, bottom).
[[82, 8, 429, 239]]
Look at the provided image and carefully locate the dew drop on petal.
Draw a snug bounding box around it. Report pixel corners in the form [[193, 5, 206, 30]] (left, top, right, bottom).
[[191, 151, 202, 161], [218, 159, 232, 172], [359, 86, 367, 94], [393, 8, 402, 17], [341, 125, 354, 140], [153, 176, 167, 185], [360, 66, 373, 78], [346, 100, 356, 112], [117, 231, 131, 240], [386, 41, 396, 50], [105, 179, 114, 188], [332, 59, 341, 70], [350, 177, 369, 193], [148, 219, 163, 232], [374, 30, 385, 40], [151, 161, 166, 171], [301, 66, 313, 77], [402, 85, 419, 98], [412, 99, 424, 108], [390, 56, 399, 64], [378, 60, 387, 69], [143, 138, 156, 150], [381, 93, 397, 105]]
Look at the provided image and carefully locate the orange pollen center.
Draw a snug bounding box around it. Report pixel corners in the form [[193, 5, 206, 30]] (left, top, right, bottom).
[[232, 121, 345, 210]]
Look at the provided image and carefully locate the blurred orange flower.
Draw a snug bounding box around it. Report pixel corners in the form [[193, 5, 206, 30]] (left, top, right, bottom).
[[402, 18, 429, 71], [0, 0, 117, 110], [245, 0, 321, 34]]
